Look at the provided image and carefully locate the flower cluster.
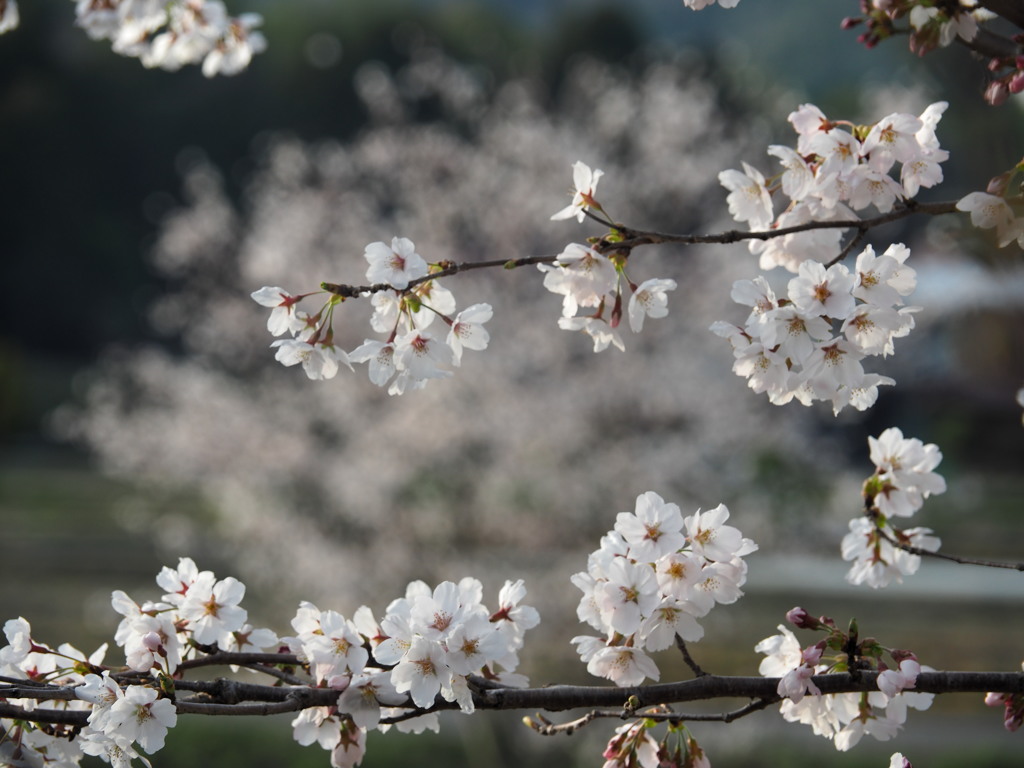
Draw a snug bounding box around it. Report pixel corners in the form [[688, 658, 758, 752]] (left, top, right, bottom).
[[719, 101, 947, 273], [285, 578, 538, 767], [842, 427, 945, 588], [0, 560, 537, 768], [571, 492, 757, 686], [73, 0, 266, 77], [0, 615, 182, 767], [112, 556, 274, 675], [756, 611, 934, 751], [844, 1, 990, 55], [546, 163, 678, 352], [252, 237, 493, 394], [711, 243, 919, 414]]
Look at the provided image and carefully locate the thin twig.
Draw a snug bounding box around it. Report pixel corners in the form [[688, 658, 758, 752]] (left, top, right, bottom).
[[320, 200, 962, 299], [826, 228, 868, 268], [526, 711, 598, 735], [882, 529, 1024, 571], [675, 637, 708, 678]]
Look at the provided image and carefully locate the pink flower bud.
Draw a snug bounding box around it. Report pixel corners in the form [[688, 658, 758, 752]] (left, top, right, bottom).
[[986, 172, 1013, 196], [141, 632, 163, 652], [985, 692, 1007, 707], [326, 674, 351, 692], [785, 607, 820, 630], [1009, 71, 1024, 94], [985, 80, 1010, 106], [889, 649, 917, 664], [801, 644, 824, 665]]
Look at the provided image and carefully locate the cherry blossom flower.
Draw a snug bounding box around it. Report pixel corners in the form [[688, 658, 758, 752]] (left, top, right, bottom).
[[768, 144, 815, 200], [585, 644, 660, 686], [305, 610, 369, 682], [684, 503, 756, 562], [331, 717, 367, 768], [446, 303, 493, 364], [956, 192, 1020, 246], [878, 658, 921, 697], [251, 286, 310, 336], [539, 243, 618, 316], [557, 315, 625, 352], [393, 329, 455, 382], [364, 237, 428, 289], [178, 572, 248, 646], [788, 103, 831, 152], [869, 427, 947, 517], [597, 558, 661, 635], [271, 338, 353, 381], [614, 491, 686, 562], [639, 597, 705, 648], [731, 274, 777, 316], [718, 162, 773, 229], [654, 552, 706, 604], [156, 556, 206, 604], [755, 625, 803, 678], [551, 161, 604, 222], [853, 243, 916, 308], [202, 13, 267, 77], [292, 707, 344, 750], [787, 261, 856, 320], [490, 579, 541, 649], [337, 671, 406, 730], [348, 339, 397, 388], [0, 617, 33, 670], [847, 164, 905, 212], [627, 278, 677, 333], [104, 685, 178, 753], [841, 517, 940, 588], [390, 635, 449, 708], [861, 112, 924, 173]]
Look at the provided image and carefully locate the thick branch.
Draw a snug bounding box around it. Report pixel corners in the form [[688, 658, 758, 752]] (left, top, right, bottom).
[[477, 671, 1024, 712], [5, 671, 1021, 728], [955, 27, 1024, 61], [978, 0, 1024, 30]]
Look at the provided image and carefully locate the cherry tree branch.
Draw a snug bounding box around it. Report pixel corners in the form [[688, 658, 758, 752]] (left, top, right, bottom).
[[4, 670, 1023, 728], [955, 26, 1024, 60], [608, 200, 958, 250], [321, 200, 961, 299], [978, 0, 1024, 31], [885, 531, 1024, 571]]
